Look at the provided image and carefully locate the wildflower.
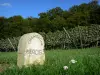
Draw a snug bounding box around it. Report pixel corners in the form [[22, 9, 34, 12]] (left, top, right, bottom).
[[63, 66, 68, 70], [69, 59, 77, 64]]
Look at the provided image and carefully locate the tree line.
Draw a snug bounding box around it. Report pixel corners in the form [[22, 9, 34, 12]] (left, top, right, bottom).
[[0, 1, 100, 39], [0, 1, 100, 51]]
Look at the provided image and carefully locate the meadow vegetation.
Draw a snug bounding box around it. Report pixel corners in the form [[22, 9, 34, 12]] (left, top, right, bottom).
[[0, 48, 100, 75]]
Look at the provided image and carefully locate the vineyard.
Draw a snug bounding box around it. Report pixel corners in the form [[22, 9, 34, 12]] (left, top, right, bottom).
[[0, 24, 100, 51]]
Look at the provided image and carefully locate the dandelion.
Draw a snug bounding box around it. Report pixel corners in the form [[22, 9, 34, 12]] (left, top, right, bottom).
[[69, 59, 77, 64], [63, 66, 68, 70]]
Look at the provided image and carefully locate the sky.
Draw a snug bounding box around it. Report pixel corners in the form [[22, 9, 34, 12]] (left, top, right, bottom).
[[0, 0, 100, 18]]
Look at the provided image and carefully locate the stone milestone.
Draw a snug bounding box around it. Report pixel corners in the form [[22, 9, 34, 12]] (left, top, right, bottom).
[[17, 33, 45, 67]]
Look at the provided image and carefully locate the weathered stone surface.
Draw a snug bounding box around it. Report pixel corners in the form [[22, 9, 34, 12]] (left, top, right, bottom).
[[17, 33, 45, 67]]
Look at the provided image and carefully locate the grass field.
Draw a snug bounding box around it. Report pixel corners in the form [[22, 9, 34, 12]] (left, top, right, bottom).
[[0, 47, 100, 75]]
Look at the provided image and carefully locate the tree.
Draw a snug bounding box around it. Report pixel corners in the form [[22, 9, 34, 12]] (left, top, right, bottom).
[[89, 7, 100, 24], [0, 17, 7, 38], [51, 16, 66, 31], [47, 7, 63, 20]]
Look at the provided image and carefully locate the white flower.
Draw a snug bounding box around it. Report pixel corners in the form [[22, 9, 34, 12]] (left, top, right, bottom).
[[69, 59, 77, 64], [63, 66, 68, 70]]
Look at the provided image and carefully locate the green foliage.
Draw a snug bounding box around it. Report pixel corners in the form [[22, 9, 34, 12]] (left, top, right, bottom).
[[0, 48, 100, 75], [0, 1, 100, 37], [0, 25, 100, 51], [44, 25, 100, 49], [0, 1, 100, 50], [0, 37, 20, 51]]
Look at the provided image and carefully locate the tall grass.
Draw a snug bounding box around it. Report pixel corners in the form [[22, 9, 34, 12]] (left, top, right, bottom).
[[0, 47, 100, 75]]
